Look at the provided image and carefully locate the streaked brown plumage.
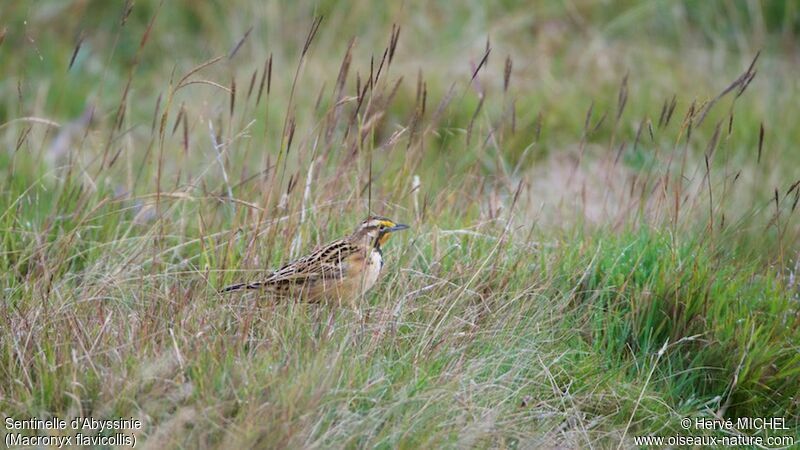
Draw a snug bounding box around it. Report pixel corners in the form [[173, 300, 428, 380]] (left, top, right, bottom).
[[221, 216, 409, 307]]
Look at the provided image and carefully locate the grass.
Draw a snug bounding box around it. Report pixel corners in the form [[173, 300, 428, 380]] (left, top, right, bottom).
[[1, 1, 799, 448]]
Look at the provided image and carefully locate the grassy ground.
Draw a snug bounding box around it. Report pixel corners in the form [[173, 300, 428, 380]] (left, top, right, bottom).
[[2, 1, 799, 448]]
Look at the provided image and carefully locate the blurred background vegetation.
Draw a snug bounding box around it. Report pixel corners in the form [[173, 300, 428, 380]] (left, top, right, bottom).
[[3, 1, 799, 231]]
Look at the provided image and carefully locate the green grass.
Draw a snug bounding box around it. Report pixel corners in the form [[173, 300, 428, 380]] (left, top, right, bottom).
[[1, 1, 799, 448]]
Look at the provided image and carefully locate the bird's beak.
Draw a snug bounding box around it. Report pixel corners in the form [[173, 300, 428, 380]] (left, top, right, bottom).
[[387, 223, 409, 232]]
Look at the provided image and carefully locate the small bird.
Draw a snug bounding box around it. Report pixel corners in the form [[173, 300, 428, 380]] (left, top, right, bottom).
[[221, 216, 409, 307]]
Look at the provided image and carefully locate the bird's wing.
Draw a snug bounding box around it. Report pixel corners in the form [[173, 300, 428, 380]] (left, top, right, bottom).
[[263, 240, 362, 288]]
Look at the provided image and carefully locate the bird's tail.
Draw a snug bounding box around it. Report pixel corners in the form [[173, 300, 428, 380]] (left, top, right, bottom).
[[220, 281, 266, 293]]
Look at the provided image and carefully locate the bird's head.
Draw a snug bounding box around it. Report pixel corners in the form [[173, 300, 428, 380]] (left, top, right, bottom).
[[353, 216, 409, 248]]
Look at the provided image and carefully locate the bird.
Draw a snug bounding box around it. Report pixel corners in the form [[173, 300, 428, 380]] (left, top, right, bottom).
[[220, 216, 409, 308]]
